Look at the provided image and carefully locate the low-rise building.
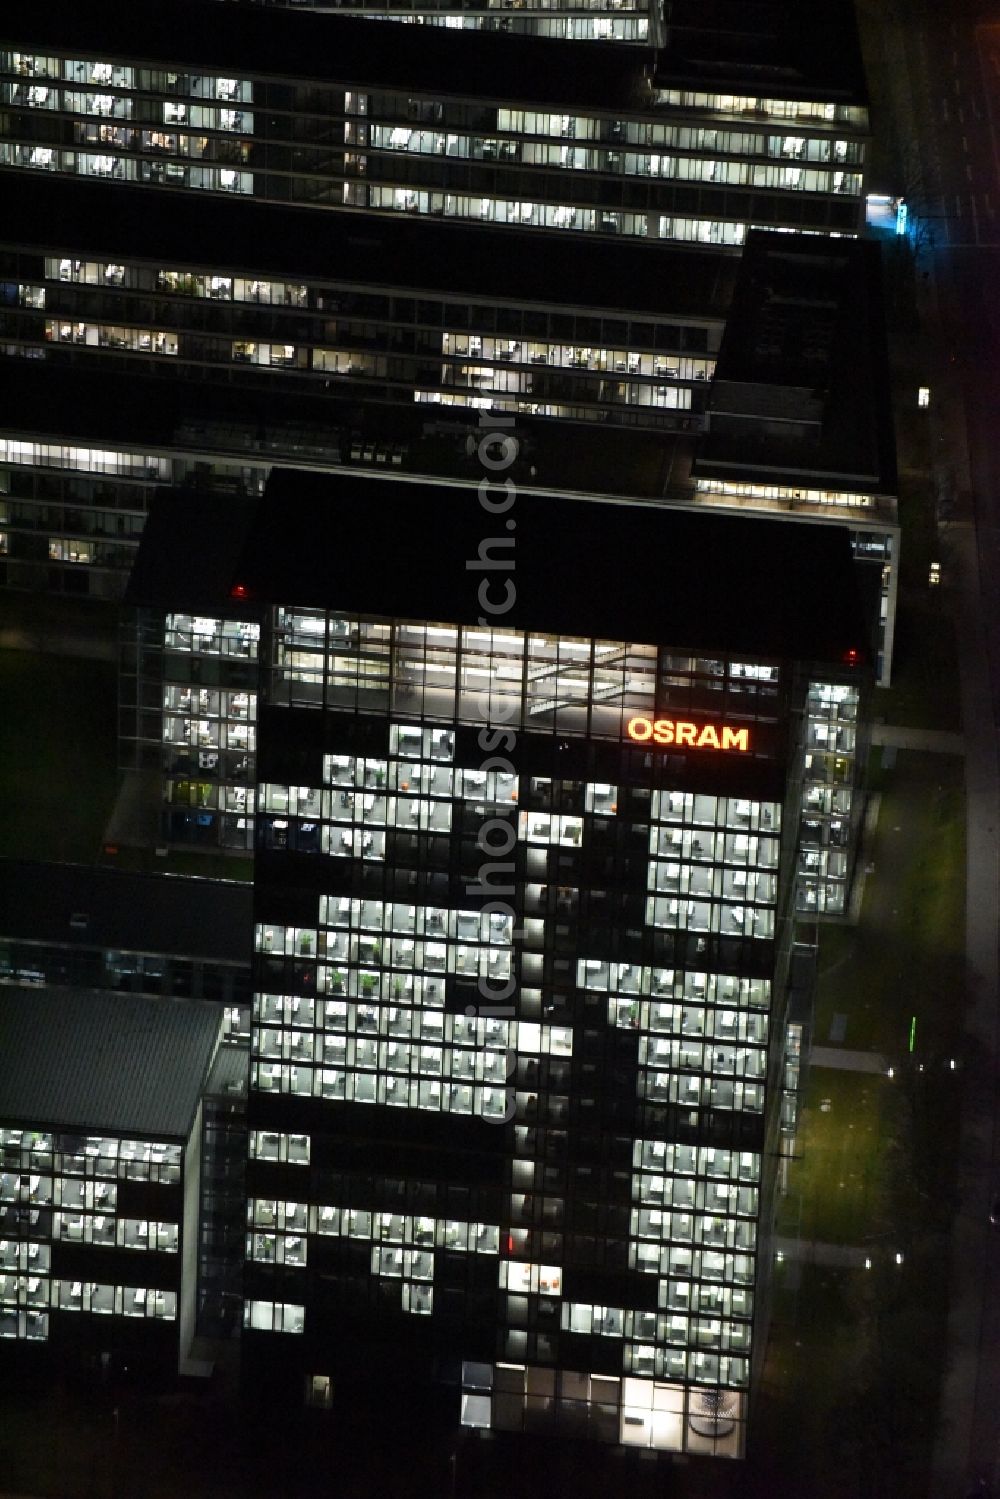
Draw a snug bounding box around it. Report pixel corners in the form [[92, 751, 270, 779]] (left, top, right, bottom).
[[0, 986, 224, 1380]]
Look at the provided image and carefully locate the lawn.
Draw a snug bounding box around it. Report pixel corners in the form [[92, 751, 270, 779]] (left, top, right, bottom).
[[778, 1070, 891, 1246], [0, 648, 120, 864], [755, 748, 967, 1495], [816, 750, 966, 1058], [748, 1265, 869, 1496], [874, 595, 962, 733]]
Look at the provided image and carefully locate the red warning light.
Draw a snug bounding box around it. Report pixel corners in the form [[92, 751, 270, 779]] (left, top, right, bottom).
[[842, 647, 860, 666], [230, 582, 249, 600]]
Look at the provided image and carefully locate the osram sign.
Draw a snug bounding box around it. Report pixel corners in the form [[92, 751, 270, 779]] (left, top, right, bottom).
[[627, 716, 750, 753]]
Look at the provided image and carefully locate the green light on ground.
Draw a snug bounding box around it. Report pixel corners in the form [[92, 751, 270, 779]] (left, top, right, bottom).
[[909, 1015, 917, 1053]]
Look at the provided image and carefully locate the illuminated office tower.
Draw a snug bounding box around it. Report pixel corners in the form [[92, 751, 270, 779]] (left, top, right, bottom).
[[235, 471, 872, 1457], [0, 0, 869, 249]]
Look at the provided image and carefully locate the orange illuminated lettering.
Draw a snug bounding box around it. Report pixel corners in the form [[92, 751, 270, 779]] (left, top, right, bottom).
[[626, 716, 750, 754]]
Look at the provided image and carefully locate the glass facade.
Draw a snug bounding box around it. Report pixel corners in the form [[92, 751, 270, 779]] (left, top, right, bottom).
[[124, 598, 868, 917], [0, 1126, 181, 1344], [242, 603, 833, 1458], [0, 48, 868, 246], [158, 614, 260, 851], [0, 437, 168, 597], [0, 249, 722, 434], [798, 681, 859, 917]]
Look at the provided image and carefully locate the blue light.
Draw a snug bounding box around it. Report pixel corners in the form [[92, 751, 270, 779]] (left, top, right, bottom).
[[895, 200, 908, 236]]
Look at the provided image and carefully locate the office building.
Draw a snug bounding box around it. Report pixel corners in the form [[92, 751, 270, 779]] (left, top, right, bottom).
[[1, 0, 869, 249], [230, 471, 872, 1456], [0, 173, 731, 435], [0, 986, 223, 1379]]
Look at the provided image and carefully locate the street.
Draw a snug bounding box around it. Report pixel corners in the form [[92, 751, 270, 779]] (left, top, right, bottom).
[[874, 0, 1000, 1491]]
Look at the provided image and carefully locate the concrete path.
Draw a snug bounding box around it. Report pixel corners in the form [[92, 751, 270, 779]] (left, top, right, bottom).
[[871, 723, 966, 755], [809, 1046, 890, 1075], [772, 1236, 870, 1269], [931, 520, 1000, 1499]]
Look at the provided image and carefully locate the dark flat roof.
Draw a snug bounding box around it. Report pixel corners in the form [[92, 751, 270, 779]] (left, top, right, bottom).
[[3, 173, 736, 322], [2, 0, 865, 108], [656, 0, 867, 104], [697, 230, 897, 494], [0, 986, 222, 1140], [235, 469, 870, 664], [124, 494, 259, 615], [0, 363, 694, 506], [0, 860, 252, 964]]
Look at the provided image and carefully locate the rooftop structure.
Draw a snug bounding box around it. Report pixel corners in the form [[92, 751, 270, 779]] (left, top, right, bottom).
[[697, 230, 897, 493]]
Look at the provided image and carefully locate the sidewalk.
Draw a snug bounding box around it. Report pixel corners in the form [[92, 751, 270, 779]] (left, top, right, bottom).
[[931, 519, 1000, 1499], [871, 723, 965, 755], [900, 99, 1000, 1499], [810, 1046, 889, 1075], [772, 1236, 870, 1268]]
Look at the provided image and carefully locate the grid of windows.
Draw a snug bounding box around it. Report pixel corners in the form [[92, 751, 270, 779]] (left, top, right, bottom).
[[269, 613, 657, 737], [244, 1298, 304, 1332], [1, 50, 867, 245], [0, 438, 170, 480], [798, 682, 860, 915], [247, 605, 810, 1459], [0, 252, 723, 433], [0, 1128, 181, 1341], [253, 880, 574, 1113], [694, 477, 874, 510], [645, 790, 780, 942], [0, 438, 169, 599], [461, 1363, 747, 1453], [249, 1130, 310, 1165], [159, 614, 259, 849]]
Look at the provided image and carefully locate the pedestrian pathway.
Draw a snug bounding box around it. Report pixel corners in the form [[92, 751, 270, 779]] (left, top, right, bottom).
[[871, 723, 965, 755], [810, 1046, 889, 1075], [772, 1236, 870, 1268]]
